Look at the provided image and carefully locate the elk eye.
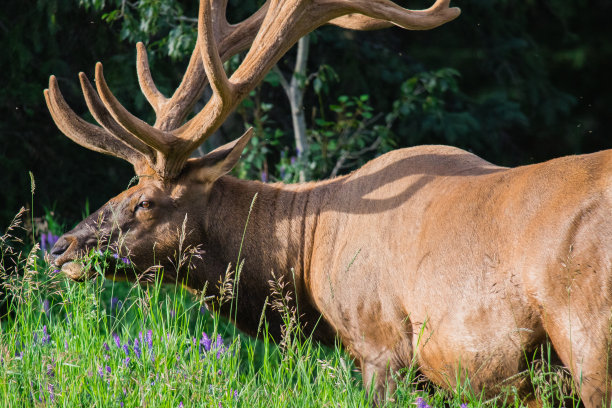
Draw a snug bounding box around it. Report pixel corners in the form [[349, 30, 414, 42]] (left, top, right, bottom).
[[138, 200, 151, 209]]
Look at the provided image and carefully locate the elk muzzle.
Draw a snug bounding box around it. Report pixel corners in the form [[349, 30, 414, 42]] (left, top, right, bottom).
[[49, 232, 98, 281]]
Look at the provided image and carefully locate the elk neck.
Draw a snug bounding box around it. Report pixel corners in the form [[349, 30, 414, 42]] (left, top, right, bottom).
[[190, 174, 341, 343]]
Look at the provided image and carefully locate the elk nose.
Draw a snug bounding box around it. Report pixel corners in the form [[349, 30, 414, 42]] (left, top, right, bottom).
[[49, 236, 71, 260]]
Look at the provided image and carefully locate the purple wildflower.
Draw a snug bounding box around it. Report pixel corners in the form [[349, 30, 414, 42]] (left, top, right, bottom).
[[48, 383, 55, 403], [233, 389, 238, 400], [33, 332, 38, 343], [215, 334, 224, 349], [134, 338, 142, 359], [103, 342, 110, 351], [121, 402, 124, 408], [217, 369, 222, 376], [199, 332, 212, 353], [43, 299, 50, 317], [261, 171, 268, 183], [52, 269, 60, 274], [123, 357, 130, 367], [40, 232, 59, 252], [123, 344, 130, 357], [121, 257, 131, 265], [106, 365, 111, 375], [41, 326, 50, 345], [113, 333, 121, 348], [48, 232, 59, 248], [64, 341, 68, 349], [151, 354, 155, 363], [179, 403, 183, 408], [214, 335, 225, 358], [110, 297, 123, 313], [415, 397, 431, 408], [46, 363, 55, 378], [112, 253, 120, 260], [146, 330, 153, 349], [460, 404, 467, 408], [97, 366, 104, 378]]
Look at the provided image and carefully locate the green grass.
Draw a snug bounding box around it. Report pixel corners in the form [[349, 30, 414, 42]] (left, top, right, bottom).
[[0, 209, 582, 407]]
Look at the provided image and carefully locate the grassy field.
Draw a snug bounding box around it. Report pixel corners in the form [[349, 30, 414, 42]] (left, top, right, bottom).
[[0, 209, 583, 407]]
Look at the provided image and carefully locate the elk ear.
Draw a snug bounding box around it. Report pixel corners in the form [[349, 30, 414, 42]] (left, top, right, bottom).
[[187, 128, 254, 183]]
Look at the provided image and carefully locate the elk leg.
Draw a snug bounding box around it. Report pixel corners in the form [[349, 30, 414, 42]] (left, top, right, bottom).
[[360, 357, 397, 406], [350, 316, 413, 405], [544, 309, 612, 407]]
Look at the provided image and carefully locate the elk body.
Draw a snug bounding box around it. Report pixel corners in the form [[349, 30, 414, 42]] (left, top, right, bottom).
[[45, 1, 612, 406]]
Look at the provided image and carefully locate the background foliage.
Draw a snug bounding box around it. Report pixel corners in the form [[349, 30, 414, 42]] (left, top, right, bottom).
[[1, 0, 611, 228]]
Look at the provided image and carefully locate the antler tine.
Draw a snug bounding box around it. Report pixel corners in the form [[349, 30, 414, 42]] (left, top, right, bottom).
[[164, 0, 271, 154], [93, 62, 175, 154], [151, 49, 208, 131], [175, 0, 311, 149], [330, 14, 393, 31], [133, 0, 231, 128], [79, 72, 156, 159], [216, 1, 270, 59], [134, 0, 234, 131], [136, 42, 168, 116], [44, 76, 151, 174], [153, 0, 270, 132], [199, 0, 234, 102], [211, 0, 230, 39], [325, 0, 460, 31]]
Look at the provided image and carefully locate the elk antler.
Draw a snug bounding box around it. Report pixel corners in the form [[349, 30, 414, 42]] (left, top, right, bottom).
[[45, 0, 460, 180]]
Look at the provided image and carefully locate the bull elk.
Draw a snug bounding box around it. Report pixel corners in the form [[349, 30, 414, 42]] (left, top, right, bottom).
[[45, 0, 612, 406]]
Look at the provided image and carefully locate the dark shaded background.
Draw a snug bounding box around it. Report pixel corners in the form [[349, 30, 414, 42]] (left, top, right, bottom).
[[1, 0, 611, 229]]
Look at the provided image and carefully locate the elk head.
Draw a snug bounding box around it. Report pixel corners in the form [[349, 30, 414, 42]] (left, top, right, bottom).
[[46, 0, 460, 283]]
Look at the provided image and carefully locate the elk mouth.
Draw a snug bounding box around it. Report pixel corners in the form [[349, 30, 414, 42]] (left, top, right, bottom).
[[57, 261, 94, 281], [50, 235, 97, 281]]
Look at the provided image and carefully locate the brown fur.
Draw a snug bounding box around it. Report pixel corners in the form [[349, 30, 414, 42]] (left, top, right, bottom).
[[51, 143, 612, 406]]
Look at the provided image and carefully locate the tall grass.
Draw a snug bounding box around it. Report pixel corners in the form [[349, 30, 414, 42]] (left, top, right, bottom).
[[0, 209, 582, 407]]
